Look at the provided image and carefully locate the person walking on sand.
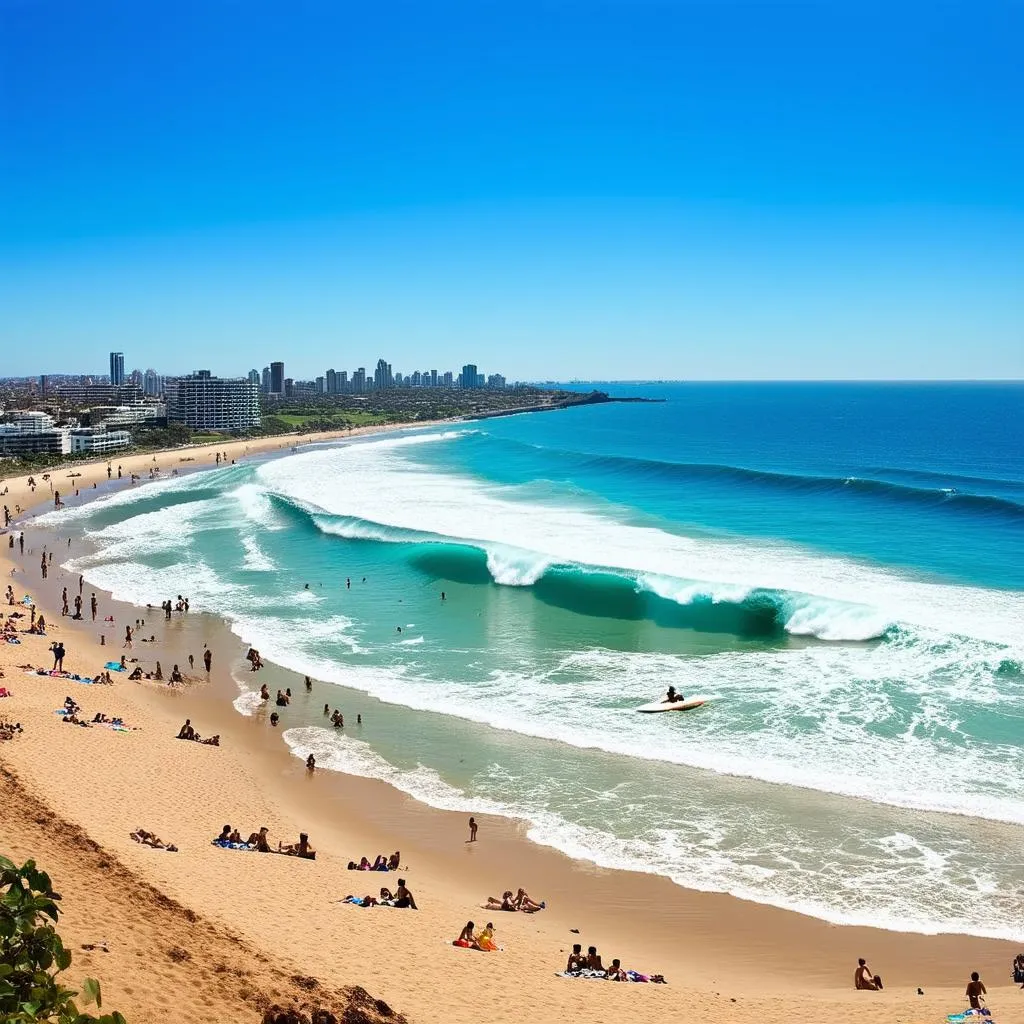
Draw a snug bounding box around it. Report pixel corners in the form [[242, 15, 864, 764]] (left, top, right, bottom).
[[51, 641, 65, 671], [40, 554, 47, 579], [91, 593, 97, 621], [203, 648, 212, 671], [78, 573, 83, 594], [124, 625, 133, 649], [62, 588, 68, 616], [468, 817, 478, 842], [966, 971, 987, 1010]]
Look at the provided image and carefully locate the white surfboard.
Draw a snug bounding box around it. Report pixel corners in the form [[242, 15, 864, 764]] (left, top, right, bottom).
[[635, 698, 707, 713]]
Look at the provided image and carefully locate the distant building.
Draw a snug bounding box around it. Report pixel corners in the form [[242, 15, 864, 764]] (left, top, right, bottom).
[[51, 382, 144, 406], [270, 361, 285, 395], [0, 411, 70, 455], [337, 370, 348, 392], [143, 369, 164, 397], [442, 371, 453, 387], [316, 376, 326, 393], [284, 378, 294, 398], [247, 368, 260, 387], [85, 405, 165, 429], [69, 426, 131, 454], [352, 368, 366, 394], [109, 352, 125, 386], [487, 374, 506, 389], [461, 364, 478, 388], [374, 358, 393, 390], [261, 366, 271, 393], [165, 371, 260, 431]]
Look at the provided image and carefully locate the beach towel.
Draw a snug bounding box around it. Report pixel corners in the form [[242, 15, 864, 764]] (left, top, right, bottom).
[[0, 687, 11, 697], [211, 839, 254, 851], [5, 636, 20, 644], [104, 661, 125, 671]]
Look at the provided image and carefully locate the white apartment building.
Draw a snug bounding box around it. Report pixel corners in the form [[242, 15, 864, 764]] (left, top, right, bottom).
[[165, 371, 260, 431], [69, 427, 131, 454]]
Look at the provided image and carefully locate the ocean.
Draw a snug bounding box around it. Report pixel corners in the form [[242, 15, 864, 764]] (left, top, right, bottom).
[[40, 382, 1024, 940]]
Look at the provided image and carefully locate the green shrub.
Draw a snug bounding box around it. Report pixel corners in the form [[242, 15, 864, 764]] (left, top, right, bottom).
[[0, 855, 126, 1023]]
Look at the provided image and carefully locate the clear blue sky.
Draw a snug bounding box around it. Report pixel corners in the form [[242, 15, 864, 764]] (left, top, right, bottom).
[[1, 0, 1021, 380]]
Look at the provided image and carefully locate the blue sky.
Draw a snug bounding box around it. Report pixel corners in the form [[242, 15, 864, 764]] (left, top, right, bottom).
[[1, 0, 1021, 380]]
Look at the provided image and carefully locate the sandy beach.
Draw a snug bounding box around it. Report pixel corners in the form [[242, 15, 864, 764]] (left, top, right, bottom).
[[2, 428, 1022, 1024]]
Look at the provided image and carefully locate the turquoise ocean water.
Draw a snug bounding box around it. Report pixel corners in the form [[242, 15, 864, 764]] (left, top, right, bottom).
[[40, 383, 1024, 939]]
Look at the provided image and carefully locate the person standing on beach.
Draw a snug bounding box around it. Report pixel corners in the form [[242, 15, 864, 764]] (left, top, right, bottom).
[[468, 817, 478, 842], [51, 642, 65, 671], [966, 972, 987, 1010], [73, 594, 82, 618], [78, 574, 83, 595], [90, 594, 97, 622], [40, 553, 47, 579], [61, 588, 68, 616], [203, 648, 212, 672], [19, 533, 24, 554], [124, 625, 133, 649]]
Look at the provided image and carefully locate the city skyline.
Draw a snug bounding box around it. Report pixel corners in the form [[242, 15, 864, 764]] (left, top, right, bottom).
[[1, 3, 1021, 380]]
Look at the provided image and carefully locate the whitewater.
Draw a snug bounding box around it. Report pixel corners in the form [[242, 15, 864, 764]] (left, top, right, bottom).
[[40, 383, 1024, 940]]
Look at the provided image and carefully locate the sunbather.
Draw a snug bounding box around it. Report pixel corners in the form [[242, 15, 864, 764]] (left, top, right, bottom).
[[177, 719, 195, 740], [278, 832, 315, 859], [514, 888, 545, 912], [605, 958, 627, 981], [485, 890, 517, 912], [131, 828, 178, 852], [566, 944, 585, 974], [388, 851, 400, 871], [393, 879, 417, 909], [476, 923, 498, 951], [453, 921, 477, 948]]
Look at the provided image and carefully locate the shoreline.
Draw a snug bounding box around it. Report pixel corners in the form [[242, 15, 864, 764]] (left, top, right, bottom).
[[3, 430, 1023, 1023]]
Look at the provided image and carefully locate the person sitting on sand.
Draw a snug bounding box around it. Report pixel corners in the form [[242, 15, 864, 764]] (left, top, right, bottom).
[[854, 959, 882, 991], [178, 719, 195, 740], [357, 856, 371, 870], [453, 922, 477, 948], [278, 832, 315, 859], [586, 947, 603, 972], [514, 888, 545, 912], [476, 923, 498, 951], [169, 664, 183, 684], [215, 825, 232, 843], [566, 944, 585, 974], [128, 666, 143, 680], [378, 887, 395, 906], [388, 851, 400, 871], [371, 854, 388, 871], [228, 828, 242, 844], [393, 879, 417, 909], [248, 827, 271, 852], [154, 662, 163, 681], [605, 958, 627, 981]]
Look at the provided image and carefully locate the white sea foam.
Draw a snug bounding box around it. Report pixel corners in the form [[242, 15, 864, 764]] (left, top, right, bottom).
[[256, 436, 1024, 647], [281, 725, 1024, 940]]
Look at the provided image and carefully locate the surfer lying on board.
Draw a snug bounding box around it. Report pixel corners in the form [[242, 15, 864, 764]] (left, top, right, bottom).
[[664, 686, 683, 703]]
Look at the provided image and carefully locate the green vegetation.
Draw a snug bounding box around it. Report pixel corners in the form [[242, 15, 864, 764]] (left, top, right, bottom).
[[0, 855, 126, 1023]]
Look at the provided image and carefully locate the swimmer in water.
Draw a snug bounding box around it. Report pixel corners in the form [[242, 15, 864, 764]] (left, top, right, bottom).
[[665, 686, 678, 703]]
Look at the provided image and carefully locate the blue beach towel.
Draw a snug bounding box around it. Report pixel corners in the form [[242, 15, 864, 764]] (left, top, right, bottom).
[[104, 661, 125, 671]]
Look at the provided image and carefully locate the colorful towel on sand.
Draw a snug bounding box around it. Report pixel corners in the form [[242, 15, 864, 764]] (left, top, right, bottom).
[[0, 688, 11, 697], [211, 840, 254, 851], [5, 636, 21, 644], [104, 661, 125, 671], [26, 669, 89, 682], [557, 970, 665, 984]]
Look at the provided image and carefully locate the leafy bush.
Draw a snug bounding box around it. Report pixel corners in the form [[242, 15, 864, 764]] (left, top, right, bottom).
[[0, 855, 126, 1023]]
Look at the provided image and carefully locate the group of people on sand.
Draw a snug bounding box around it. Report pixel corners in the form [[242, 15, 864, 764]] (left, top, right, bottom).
[[247, 647, 264, 671], [453, 921, 499, 951], [347, 852, 401, 872], [564, 943, 666, 984], [213, 824, 316, 859], [483, 888, 545, 913], [0, 717, 23, 741], [177, 718, 220, 746], [340, 878, 417, 909]]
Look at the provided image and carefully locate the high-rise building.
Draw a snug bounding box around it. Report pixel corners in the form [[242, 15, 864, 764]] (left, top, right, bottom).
[[442, 371, 453, 387], [143, 369, 164, 397], [247, 368, 260, 386], [374, 358, 393, 390], [316, 376, 326, 393], [338, 371, 348, 392], [109, 352, 125, 386], [461, 364, 478, 389], [352, 368, 366, 393], [270, 361, 285, 395], [284, 378, 294, 398], [165, 370, 260, 430], [261, 367, 271, 393], [326, 369, 337, 394], [430, 370, 438, 387]]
